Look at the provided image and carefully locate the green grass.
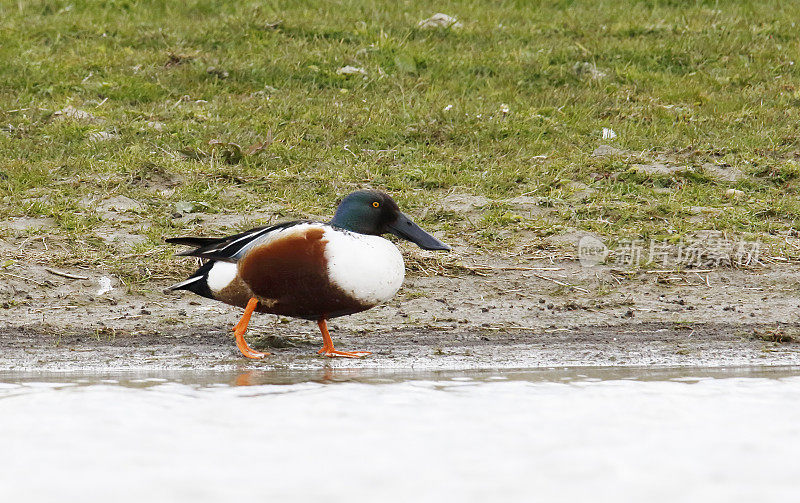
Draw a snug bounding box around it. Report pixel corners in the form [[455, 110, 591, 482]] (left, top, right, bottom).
[[2, 0, 800, 286]]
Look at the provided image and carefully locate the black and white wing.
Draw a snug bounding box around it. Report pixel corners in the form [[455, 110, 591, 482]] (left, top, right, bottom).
[[166, 220, 311, 262]]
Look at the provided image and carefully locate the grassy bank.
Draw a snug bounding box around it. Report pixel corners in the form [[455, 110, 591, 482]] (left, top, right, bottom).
[[1, 0, 799, 287]]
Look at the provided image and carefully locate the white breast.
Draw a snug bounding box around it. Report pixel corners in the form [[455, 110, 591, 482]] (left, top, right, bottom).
[[323, 228, 405, 306]]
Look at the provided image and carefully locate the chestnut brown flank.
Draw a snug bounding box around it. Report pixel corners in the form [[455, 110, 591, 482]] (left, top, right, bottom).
[[235, 227, 369, 319]]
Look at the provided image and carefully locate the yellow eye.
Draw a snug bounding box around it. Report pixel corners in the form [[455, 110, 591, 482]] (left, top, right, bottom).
[[372, 201, 380, 208]]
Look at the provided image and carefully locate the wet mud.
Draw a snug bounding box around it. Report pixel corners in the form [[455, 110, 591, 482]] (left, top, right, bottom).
[[2, 322, 799, 371]]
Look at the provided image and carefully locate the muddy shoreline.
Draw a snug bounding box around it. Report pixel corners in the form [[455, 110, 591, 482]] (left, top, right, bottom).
[[3, 321, 800, 371], [3, 221, 800, 371]]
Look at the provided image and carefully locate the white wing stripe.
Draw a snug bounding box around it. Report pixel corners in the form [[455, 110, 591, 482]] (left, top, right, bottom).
[[198, 222, 308, 258], [204, 228, 272, 254]]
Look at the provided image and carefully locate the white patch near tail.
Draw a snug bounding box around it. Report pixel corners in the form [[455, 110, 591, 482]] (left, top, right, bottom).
[[324, 228, 405, 306], [206, 261, 238, 293]]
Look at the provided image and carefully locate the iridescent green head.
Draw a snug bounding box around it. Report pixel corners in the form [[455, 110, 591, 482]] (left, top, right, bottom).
[[330, 190, 450, 251]]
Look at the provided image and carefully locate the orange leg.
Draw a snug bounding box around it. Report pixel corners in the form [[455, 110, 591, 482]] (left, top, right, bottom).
[[316, 318, 371, 358], [233, 297, 270, 359]]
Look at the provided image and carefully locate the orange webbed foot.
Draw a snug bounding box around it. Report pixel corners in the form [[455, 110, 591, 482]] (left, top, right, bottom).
[[235, 332, 270, 360], [316, 319, 370, 358], [233, 297, 271, 360]]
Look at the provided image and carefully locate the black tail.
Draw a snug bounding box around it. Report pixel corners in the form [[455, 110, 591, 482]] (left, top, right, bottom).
[[165, 260, 215, 299]]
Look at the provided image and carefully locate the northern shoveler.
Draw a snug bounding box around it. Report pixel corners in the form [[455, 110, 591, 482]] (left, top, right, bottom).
[[166, 190, 450, 359]]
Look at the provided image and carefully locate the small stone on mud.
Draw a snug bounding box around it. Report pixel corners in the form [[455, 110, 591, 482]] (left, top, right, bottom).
[[96, 276, 114, 296]]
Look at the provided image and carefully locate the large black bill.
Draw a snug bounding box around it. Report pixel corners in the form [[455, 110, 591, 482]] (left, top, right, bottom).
[[387, 213, 451, 251]]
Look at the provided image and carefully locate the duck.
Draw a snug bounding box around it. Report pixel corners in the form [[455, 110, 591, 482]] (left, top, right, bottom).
[[166, 189, 450, 359]]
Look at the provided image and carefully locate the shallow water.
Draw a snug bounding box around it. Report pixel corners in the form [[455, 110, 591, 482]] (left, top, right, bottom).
[[2, 366, 800, 502]]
